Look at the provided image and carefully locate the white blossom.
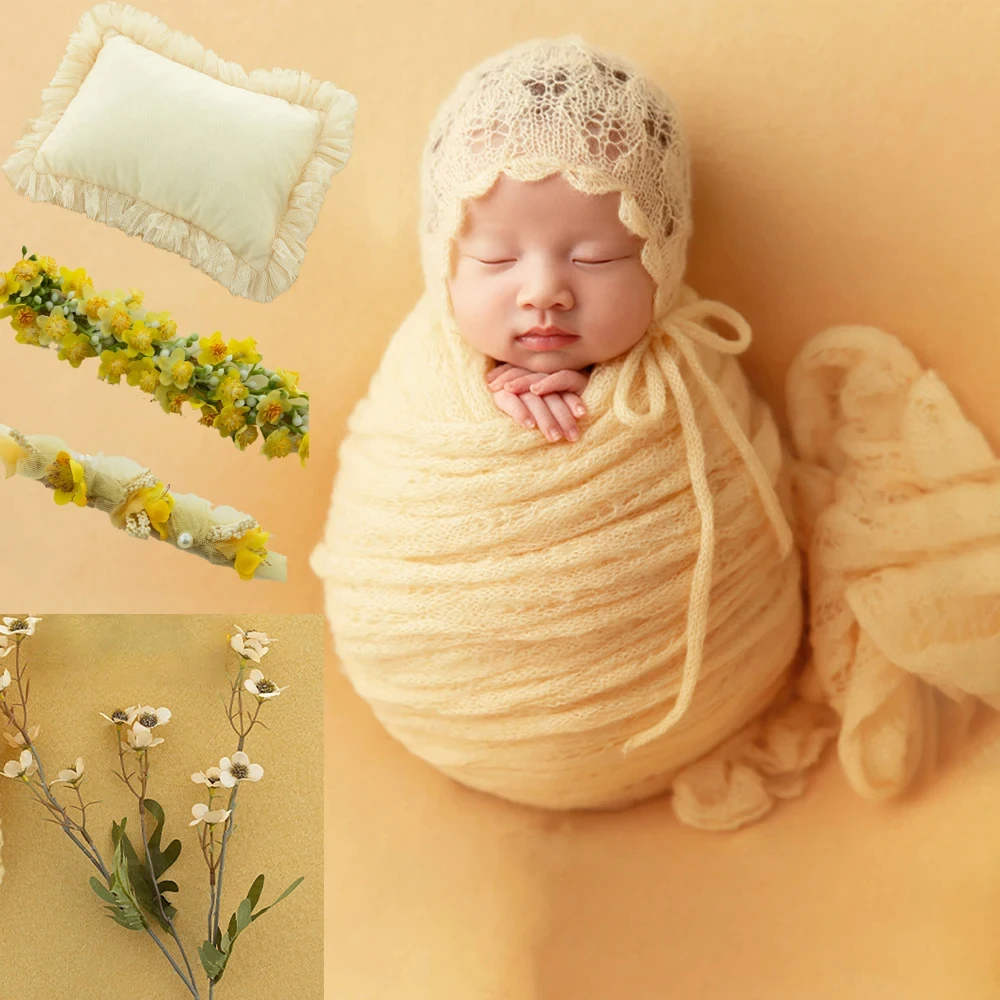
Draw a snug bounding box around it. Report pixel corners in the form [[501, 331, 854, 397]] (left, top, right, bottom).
[[0, 634, 12, 658], [244, 668, 288, 701], [4, 725, 39, 749], [0, 616, 42, 637], [230, 626, 274, 664], [218, 750, 263, 787], [100, 706, 135, 725], [52, 757, 85, 786], [126, 726, 164, 750], [2, 749, 38, 778], [129, 705, 172, 734], [0, 668, 10, 691], [192, 766, 224, 787], [190, 802, 232, 827]]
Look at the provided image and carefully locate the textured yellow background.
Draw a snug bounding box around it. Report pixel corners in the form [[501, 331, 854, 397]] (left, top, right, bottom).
[[0, 615, 323, 998], [2, 1, 1000, 998]]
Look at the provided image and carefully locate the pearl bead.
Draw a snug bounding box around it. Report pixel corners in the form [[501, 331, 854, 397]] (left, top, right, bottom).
[[177, 532, 193, 549]]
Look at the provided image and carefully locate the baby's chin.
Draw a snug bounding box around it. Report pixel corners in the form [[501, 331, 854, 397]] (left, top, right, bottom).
[[498, 348, 598, 374]]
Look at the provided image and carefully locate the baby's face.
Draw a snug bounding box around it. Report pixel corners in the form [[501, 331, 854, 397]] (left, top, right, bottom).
[[447, 173, 655, 374]]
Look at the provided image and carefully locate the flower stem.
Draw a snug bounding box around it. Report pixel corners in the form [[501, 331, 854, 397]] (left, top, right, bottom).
[[138, 754, 200, 997]]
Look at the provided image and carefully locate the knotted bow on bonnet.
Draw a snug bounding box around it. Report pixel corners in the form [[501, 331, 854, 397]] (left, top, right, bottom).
[[421, 36, 793, 749]]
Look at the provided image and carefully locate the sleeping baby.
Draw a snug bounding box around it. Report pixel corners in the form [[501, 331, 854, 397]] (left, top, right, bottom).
[[440, 40, 689, 443]]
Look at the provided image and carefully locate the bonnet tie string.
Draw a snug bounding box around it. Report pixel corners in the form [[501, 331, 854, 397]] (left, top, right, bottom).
[[616, 299, 794, 753]]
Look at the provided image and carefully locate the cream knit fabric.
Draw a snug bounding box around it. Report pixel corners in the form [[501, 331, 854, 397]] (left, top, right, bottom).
[[311, 36, 1000, 829]]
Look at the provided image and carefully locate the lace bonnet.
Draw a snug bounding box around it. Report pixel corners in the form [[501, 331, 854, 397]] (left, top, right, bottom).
[[419, 35, 693, 330]]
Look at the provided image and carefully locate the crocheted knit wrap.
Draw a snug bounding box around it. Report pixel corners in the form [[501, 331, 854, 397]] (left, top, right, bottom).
[[311, 37, 816, 825]]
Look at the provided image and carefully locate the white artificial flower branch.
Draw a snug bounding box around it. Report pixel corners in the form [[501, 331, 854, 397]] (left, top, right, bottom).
[[0, 617, 302, 998]]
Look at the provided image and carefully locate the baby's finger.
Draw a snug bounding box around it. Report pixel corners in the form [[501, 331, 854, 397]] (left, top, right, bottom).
[[528, 370, 589, 396], [486, 363, 517, 386], [488, 367, 533, 391], [541, 393, 580, 441], [521, 391, 563, 442], [492, 389, 536, 429], [561, 391, 587, 419], [501, 372, 546, 394]]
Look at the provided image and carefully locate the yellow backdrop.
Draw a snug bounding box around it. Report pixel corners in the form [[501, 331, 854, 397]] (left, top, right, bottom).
[[2, 0, 1000, 997], [0, 615, 323, 998]]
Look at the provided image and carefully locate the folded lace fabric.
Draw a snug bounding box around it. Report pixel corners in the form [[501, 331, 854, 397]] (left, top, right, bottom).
[[0, 425, 285, 582]]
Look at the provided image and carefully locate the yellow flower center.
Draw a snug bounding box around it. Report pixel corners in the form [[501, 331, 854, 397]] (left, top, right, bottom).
[[220, 378, 247, 404], [259, 401, 284, 425], [130, 328, 152, 352], [111, 308, 131, 334], [12, 260, 39, 281], [218, 409, 247, 433], [46, 454, 75, 492], [48, 315, 71, 338], [64, 340, 90, 364], [167, 393, 188, 414], [138, 370, 160, 393], [266, 434, 293, 458], [208, 341, 228, 363], [15, 307, 37, 328], [85, 296, 108, 320], [109, 356, 130, 378], [199, 409, 218, 427], [171, 359, 194, 384]]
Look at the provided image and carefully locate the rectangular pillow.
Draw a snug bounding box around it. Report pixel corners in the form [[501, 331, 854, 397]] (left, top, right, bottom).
[[3, 2, 357, 302]]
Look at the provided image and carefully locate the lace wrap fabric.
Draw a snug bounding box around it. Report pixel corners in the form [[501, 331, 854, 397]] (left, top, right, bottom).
[[312, 286, 814, 822], [785, 326, 1000, 801], [0, 425, 286, 581]]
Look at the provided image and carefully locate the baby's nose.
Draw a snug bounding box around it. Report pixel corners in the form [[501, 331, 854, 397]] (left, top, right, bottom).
[[516, 261, 574, 311]]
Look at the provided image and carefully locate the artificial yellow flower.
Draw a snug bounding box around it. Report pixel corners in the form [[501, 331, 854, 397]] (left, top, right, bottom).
[[198, 405, 220, 427], [126, 357, 161, 394], [212, 405, 247, 437], [197, 331, 229, 367], [156, 347, 195, 390], [0, 434, 28, 478], [58, 265, 91, 298], [227, 336, 261, 365], [8, 305, 41, 345], [36, 255, 60, 278], [234, 424, 259, 451], [125, 287, 144, 306], [10, 259, 43, 292], [98, 349, 132, 384], [154, 385, 191, 414], [211, 369, 248, 406], [298, 431, 309, 467], [214, 527, 270, 581], [122, 320, 156, 358], [0, 270, 20, 305], [79, 289, 109, 323], [36, 305, 78, 346], [111, 481, 174, 541], [57, 332, 97, 368], [256, 390, 291, 427], [273, 367, 301, 396], [261, 426, 293, 459], [97, 300, 133, 341], [44, 451, 88, 507], [143, 309, 177, 339]]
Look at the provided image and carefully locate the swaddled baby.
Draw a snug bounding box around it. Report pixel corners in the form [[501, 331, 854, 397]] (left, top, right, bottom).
[[314, 35, 1000, 829]]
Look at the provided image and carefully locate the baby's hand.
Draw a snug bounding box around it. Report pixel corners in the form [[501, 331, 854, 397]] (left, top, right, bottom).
[[486, 364, 590, 443]]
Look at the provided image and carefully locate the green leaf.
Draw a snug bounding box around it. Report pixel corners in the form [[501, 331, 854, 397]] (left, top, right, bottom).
[[118, 827, 176, 933], [236, 898, 252, 932], [251, 877, 304, 921], [89, 876, 118, 905], [102, 837, 146, 931], [247, 874, 265, 910], [144, 799, 182, 878], [198, 941, 227, 980]]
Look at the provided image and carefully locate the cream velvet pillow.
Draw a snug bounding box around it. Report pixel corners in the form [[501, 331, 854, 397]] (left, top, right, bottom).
[[2, 2, 356, 302]]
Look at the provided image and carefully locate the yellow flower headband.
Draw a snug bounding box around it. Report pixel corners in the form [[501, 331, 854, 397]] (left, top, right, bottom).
[[0, 249, 309, 465], [0, 425, 285, 582]]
